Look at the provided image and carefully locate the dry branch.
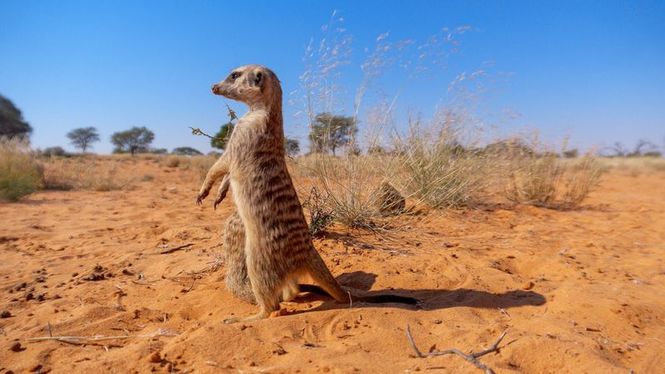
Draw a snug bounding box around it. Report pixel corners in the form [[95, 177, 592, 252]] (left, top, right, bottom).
[[27, 328, 179, 347], [406, 325, 507, 374], [158, 243, 193, 254]]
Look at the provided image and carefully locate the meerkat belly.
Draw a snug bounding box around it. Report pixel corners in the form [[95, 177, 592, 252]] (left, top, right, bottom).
[[231, 166, 310, 257]]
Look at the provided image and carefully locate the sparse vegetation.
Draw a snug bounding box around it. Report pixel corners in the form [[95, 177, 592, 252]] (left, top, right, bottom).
[[39, 146, 69, 158], [211, 122, 234, 150], [172, 147, 203, 156], [507, 149, 602, 209], [284, 137, 300, 157], [0, 137, 42, 201], [0, 95, 32, 139], [42, 157, 134, 191], [67, 127, 100, 153], [308, 113, 357, 155], [111, 126, 155, 155], [301, 186, 335, 236]]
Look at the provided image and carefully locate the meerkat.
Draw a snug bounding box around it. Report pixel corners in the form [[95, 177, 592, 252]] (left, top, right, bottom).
[[197, 65, 417, 323]]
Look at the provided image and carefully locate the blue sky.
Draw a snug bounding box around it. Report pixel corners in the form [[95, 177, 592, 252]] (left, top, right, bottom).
[[1, 0, 664, 154]]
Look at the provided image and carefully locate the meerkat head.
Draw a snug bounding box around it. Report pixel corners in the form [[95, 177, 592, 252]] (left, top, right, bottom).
[[211, 65, 281, 108]]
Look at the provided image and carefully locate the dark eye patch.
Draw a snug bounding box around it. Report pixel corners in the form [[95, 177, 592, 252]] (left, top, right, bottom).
[[230, 72, 240, 80]]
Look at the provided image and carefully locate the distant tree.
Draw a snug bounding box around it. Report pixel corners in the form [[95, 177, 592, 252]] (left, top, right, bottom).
[[172, 146, 203, 156], [149, 148, 168, 154], [606, 142, 628, 157], [628, 139, 658, 157], [284, 137, 300, 157], [66, 127, 99, 153], [308, 113, 357, 155], [110, 126, 155, 155], [40, 146, 68, 157], [562, 149, 579, 158], [346, 144, 362, 156], [0, 94, 32, 139], [367, 145, 385, 155], [211, 122, 234, 150]]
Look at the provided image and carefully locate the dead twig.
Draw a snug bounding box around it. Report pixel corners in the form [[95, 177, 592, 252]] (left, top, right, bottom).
[[406, 325, 507, 374], [189, 127, 215, 139], [158, 243, 193, 254], [27, 328, 179, 347]]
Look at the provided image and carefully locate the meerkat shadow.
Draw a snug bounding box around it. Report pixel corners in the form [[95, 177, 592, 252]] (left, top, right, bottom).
[[290, 270, 546, 313]]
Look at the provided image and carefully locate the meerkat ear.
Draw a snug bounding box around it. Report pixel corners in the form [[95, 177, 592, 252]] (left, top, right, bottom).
[[251, 71, 263, 87]]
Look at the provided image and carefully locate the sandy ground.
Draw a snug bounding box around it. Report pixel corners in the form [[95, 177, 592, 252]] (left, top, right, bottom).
[[1, 157, 664, 373]]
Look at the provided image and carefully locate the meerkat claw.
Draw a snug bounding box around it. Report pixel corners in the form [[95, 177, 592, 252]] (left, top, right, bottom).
[[196, 191, 208, 205]]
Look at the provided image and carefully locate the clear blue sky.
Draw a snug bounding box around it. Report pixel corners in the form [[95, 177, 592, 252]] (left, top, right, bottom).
[[1, 0, 664, 154]]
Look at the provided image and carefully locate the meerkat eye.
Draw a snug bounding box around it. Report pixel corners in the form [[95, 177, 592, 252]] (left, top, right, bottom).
[[230, 72, 240, 80], [254, 71, 263, 86]]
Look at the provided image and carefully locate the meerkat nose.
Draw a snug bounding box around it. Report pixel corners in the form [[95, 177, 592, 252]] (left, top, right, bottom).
[[211, 84, 218, 93]]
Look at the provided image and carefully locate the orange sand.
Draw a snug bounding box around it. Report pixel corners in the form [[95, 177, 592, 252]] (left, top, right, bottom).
[[1, 158, 664, 373]]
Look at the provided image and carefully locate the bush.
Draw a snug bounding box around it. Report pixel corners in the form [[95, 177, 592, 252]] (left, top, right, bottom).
[[507, 151, 602, 209], [172, 147, 203, 156], [162, 155, 182, 168], [389, 118, 488, 209], [0, 137, 43, 201], [39, 146, 69, 157]]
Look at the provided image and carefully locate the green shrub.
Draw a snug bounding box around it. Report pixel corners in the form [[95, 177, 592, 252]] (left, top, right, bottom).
[[0, 137, 43, 201]]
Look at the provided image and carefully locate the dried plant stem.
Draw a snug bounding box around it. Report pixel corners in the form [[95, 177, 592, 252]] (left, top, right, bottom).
[[159, 243, 193, 254], [406, 325, 507, 374], [28, 329, 178, 346]]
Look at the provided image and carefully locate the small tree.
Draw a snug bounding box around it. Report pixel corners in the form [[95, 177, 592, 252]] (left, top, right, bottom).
[[172, 146, 203, 156], [67, 127, 99, 153], [284, 137, 300, 157], [0, 95, 32, 139], [211, 122, 234, 150], [308, 113, 357, 155], [110, 126, 155, 155]]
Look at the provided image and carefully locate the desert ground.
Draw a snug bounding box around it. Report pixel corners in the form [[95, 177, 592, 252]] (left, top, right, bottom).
[[1, 157, 664, 373]]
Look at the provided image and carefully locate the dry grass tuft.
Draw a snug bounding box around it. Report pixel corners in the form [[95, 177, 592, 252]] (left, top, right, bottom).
[[0, 137, 43, 201], [42, 157, 134, 191], [507, 151, 602, 209], [389, 118, 489, 209]]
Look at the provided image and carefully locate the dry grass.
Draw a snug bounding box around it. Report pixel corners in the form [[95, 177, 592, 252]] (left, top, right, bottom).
[[597, 156, 665, 174], [507, 152, 603, 209], [389, 119, 489, 209], [42, 157, 134, 191], [294, 154, 384, 229], [0, 137, 43, 201], [158, 155, 216, 181], [292, 115, 492, 231]]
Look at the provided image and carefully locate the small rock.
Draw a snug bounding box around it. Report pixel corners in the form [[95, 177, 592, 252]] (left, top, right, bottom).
[[1, 310, 11, 318], [373, 182, 405, 216], [9, 342, 23, 352], [443, 242, 459, 248], [149, 351, 162, 363], [522, 281, 535, 290]]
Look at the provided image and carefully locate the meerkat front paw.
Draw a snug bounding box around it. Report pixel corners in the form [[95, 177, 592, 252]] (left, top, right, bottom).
[[196, 190, 209, 205], [213, 187, 229, 210]]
